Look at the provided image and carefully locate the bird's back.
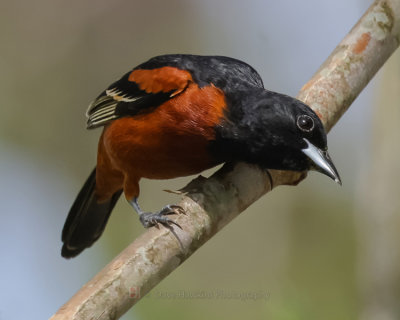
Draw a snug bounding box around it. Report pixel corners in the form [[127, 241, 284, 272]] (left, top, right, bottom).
[[135, 54, 264, 93]]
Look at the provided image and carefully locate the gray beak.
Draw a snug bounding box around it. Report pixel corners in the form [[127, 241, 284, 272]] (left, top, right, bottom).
[[302, 138, 342, 185]]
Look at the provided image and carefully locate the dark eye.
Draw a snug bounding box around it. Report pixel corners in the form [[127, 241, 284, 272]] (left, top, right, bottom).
[[297, 115, 314, 132]]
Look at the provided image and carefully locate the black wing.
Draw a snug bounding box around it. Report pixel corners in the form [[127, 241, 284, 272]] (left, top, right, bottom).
[[86, 54, 264, 129], [86, 70, 187, 129]]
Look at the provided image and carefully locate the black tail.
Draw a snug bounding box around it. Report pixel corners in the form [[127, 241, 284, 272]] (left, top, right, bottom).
[[61, 168, 122, 258]]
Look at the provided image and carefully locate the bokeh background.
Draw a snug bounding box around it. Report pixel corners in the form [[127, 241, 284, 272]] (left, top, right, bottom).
[[1, 0, 399, 319]]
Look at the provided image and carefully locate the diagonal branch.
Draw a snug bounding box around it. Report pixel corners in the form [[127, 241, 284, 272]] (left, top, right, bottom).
[[51, 1, 400, 319]]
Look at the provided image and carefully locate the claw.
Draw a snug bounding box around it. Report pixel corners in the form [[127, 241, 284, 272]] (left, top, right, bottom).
[[159, 204, 186, 215], [138, 204, 184, 229], [170, 205, 186, 215], [167, 219, 182, 229]]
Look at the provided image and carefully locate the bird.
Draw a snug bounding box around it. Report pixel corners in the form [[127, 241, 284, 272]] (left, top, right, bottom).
[[61, 54, 341, 258]]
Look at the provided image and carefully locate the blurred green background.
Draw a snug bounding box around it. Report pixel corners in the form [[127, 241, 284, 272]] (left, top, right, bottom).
[[1, 0, 399, 319]]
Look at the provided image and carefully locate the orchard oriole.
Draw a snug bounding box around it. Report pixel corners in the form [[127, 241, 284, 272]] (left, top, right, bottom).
[[61, 54, 341, 258]]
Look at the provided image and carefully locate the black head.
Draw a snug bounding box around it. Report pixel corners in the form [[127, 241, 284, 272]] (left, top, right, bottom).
[[214, 89, 341, 184]]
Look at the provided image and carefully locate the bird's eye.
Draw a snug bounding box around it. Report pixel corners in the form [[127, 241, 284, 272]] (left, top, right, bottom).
[[297, 115, 314, 132]]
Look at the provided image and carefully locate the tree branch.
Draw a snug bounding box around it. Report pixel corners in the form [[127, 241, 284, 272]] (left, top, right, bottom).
[[51, 1, 400, 319]]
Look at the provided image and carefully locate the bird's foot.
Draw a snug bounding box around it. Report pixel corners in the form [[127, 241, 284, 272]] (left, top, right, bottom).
[[139, 205, 185, 229]]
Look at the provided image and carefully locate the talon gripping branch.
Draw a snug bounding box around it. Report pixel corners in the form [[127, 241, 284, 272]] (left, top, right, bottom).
[[61, 54, 341, 258]]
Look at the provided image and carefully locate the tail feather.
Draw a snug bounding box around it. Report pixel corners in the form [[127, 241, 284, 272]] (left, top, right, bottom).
[[61, 168, 122, 258]]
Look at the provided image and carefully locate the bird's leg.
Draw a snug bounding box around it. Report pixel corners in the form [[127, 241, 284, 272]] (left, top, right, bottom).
[[129, 198, 185, 229]]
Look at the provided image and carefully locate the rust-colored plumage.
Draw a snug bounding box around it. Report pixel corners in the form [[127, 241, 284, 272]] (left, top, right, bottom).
[[96, 82, 226, 201], [128, 66, 192, 95]]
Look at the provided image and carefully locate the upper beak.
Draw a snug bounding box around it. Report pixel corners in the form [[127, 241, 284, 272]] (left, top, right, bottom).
[[302, 138, 342, 185]]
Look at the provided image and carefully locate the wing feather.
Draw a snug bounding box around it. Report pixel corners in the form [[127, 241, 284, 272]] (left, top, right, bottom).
[[86, 67, 192, 129]]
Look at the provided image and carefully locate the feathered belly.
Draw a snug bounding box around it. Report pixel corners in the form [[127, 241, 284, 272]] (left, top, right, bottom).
[[100, 85, 226, 180]]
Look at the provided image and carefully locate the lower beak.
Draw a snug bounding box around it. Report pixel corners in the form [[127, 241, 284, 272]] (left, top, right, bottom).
[[302, 138, 342, 185]]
